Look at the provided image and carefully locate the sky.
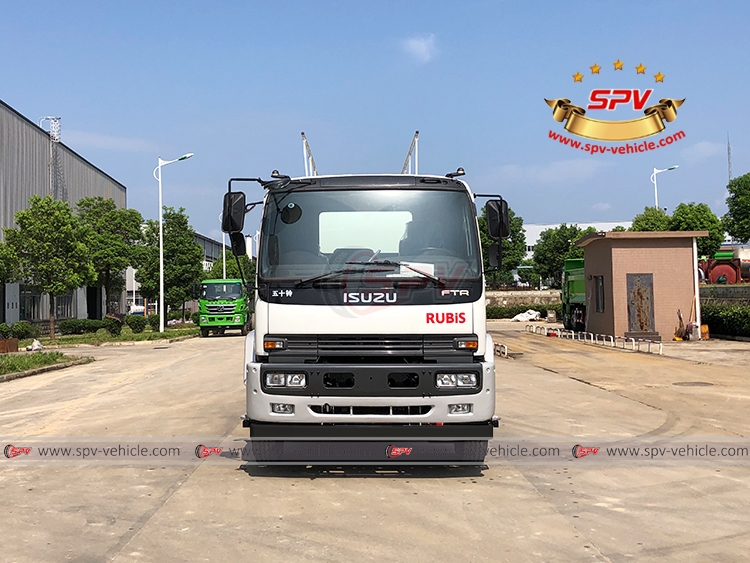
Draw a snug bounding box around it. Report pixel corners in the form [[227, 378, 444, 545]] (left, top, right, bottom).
[[2, 0, 749, 243]]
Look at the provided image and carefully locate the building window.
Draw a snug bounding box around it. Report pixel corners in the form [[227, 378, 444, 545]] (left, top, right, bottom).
[[55, 292, 75, 320], [594, 276, 605, 313], [19, 286, 42, 321]]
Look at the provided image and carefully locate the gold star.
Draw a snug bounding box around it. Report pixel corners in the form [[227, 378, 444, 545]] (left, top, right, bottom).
[[590, 63, 601, 74], [613, 59, 624, 70], [573, 71, 583, 82], [635, 63, 647, 74], [654, 71, 665, 82]]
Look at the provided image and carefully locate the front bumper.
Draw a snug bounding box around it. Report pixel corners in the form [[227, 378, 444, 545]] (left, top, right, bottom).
[[245, 358, 495, 425], [200, 314, 246, 328]]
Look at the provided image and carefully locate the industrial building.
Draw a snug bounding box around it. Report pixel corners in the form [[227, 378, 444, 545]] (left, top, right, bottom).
[[0, 99, 128, 328]]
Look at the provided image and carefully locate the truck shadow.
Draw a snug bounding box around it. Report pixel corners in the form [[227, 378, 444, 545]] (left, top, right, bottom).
[[238, 464, 487, 478]]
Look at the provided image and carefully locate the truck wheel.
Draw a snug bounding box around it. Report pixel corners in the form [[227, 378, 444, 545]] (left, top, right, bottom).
[[251, 440, 284, 463], [241, 324, 248, 336], [200, 328, 209, 338], [456, 440, 488, 463]]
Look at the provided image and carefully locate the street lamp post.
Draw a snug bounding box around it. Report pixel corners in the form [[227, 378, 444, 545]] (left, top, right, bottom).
[[218, 212, 227, 279], [650, 165, 679, 209], [153, 153, 194, 333]]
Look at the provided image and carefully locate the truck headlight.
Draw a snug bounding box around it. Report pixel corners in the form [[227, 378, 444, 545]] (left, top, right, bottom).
[[234, 315, 241, 323], [436, 373, 457, 388], [286, 373, 306, 388], [265, 373, 286, 387], [448, 403, 472, 414], [456, 373, 478, 388], [271, 403, 294, 414]]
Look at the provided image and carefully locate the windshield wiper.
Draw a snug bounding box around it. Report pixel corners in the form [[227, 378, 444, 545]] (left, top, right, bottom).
[[345, 260, 445, 287], [295, 267, 393, 288]]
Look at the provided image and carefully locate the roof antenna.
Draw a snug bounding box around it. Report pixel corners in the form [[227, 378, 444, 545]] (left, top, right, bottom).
[[400, 130, 419, 174]]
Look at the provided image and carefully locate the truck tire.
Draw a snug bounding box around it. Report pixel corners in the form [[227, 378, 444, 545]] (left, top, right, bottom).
[[251, 440, 284, 463], [455, 440, 488, 463], [200, 328, 209, 338], [241, 324, 249, 336]]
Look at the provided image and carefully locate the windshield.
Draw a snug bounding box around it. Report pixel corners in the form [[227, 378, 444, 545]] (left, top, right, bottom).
[[201, 282, 242, 300], [259, 189, 481, 281]]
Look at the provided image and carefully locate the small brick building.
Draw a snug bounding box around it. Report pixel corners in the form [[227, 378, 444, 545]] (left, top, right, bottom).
[[576, 231, 707, 340]]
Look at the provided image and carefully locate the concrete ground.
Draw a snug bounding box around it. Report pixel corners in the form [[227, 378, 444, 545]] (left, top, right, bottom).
[[1, 327, 750, 562]]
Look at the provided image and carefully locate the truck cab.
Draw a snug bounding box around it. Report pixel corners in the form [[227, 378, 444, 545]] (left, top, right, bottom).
[[223, 173, 509, 463]]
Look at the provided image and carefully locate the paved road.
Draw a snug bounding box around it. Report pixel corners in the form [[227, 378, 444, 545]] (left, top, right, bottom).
[[1, 328, 749, 562]]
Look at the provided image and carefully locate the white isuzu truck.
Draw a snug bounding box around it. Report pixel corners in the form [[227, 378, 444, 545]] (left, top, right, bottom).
[[222, 169, 509, 463]]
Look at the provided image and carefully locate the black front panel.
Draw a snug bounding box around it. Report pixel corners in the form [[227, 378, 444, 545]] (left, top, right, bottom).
[[258, 278, 483, 306], [260, 363, 482, 397]]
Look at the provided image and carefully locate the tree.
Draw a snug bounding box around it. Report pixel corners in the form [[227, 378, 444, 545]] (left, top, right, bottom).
[[3, 195, 95, 340], [76, 197, 144, 314], [0, 241, 18, 283], [532, 224, 596, 288], [630, 207, 670, 231], [477, 206, 526, 288], [134, 207, 205, 316], [517, 258, 540, 287], [723, 172, 750, 243], [206, 250, 256, 283], [669, 202, 723, 257], [611, 225, 627, 232]]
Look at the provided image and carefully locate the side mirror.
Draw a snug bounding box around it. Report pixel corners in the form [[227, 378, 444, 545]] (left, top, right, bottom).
[[488, 243, 501, 269], [486, 199, 510, 240], [229, 231, 246, 256], [222, 191, 246, 233]]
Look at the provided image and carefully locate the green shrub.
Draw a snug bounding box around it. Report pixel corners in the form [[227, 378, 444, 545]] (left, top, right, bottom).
[[59, 319, 104, 335], [191, 312, 200, 325], [125, 315, 148, 333], [147, 314, 160, 330], [486, 304, 563, 320], [83, 319, 104, 333], [11, 322, 40, 340], [168, 310, 184, 321], [701, 305, 750, 337], [102, 317, 122, 336], [59, 319, 83, 335], [0, 323, 13, 339]]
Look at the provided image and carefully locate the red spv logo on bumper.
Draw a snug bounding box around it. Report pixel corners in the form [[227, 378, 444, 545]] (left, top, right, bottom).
[[386, 445, 413, 458], [426, 312, 466, 324]]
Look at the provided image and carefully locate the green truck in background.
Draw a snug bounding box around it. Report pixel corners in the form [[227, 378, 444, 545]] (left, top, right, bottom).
[[197, 278, 252, 337], [561, 258, 586, 331]]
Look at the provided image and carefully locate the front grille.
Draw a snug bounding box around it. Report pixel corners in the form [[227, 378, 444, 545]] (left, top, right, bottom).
[[271, 334, 473, 361], [206, 304, 236, 314], [309, 405, 432, 416]]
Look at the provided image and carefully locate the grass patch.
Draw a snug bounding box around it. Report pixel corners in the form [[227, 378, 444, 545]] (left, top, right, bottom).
[[18, 325, 200, 348], [0, 351, 80, 376]]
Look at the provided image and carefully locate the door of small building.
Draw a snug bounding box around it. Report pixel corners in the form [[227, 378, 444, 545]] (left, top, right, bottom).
[[626, 273, 655, 333]]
